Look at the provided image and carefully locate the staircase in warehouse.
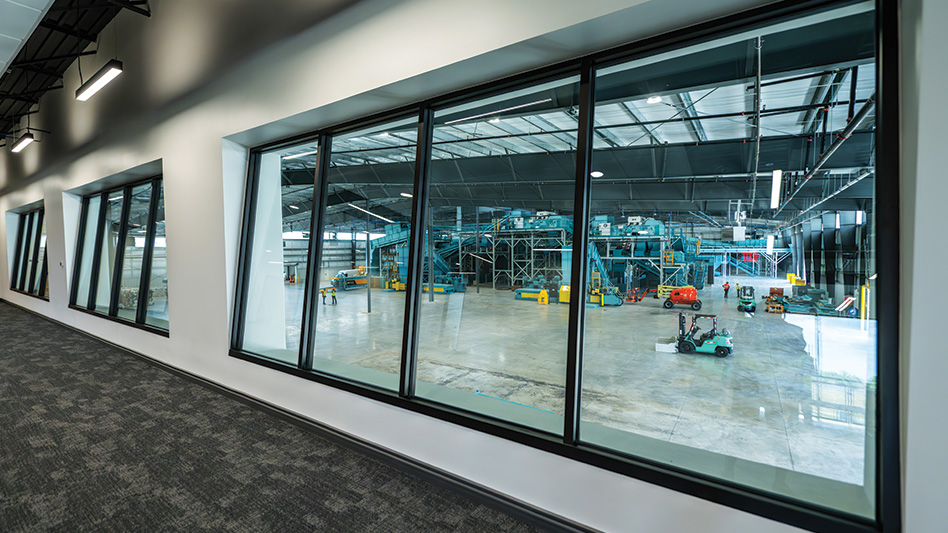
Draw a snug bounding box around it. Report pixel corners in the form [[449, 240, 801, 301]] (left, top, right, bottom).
[[725, 255, 760, 276]]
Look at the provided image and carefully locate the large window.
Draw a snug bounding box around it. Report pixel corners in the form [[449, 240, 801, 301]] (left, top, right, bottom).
[[231, 2, 896, 530], [9, 206, 49, 299], [70, 177, 169, 332]]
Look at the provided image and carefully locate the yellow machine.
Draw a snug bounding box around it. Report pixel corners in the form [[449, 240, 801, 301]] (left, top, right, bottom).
[[786, 273, 805, 286], [559, 285, 571, 303], [538, 290, 549, 305]]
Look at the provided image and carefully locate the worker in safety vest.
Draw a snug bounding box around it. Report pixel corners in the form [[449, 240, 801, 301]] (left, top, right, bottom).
[[723, 282, 730, 298], [321, 289, 327, 305], [331, 288, 337, 305]]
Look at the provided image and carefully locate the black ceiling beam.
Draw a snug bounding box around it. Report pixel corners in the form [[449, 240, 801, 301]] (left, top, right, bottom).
[[106, 0, 151, 17], [11, 50, 96, 67], [10, 64, 63, 80], [39, 20, 98, 42]]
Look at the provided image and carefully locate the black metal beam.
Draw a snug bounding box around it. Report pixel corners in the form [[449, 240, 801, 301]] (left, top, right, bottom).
[[39, 20, 97, 42], [11, 51, 96, 67], [106, 0, 151, 17]]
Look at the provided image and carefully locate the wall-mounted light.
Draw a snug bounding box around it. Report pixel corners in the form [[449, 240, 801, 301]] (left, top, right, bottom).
[[11, 132, 35, 153], [76, 59, 123, 101]]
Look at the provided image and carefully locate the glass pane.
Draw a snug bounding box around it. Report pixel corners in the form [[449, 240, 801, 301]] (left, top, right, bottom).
[[310, 117, 417, 391], [240, 145, 314, 363], [117, 183, 152, 321], [415, 76, 580, 433], [144, 184, 169, 329], [74, 196, 102, 307], [94, 192, 124, 314], [30, 212, 47, 295], [579, 4, 877, 518], [9, 214, 24, 289], [19, 212, 38, 290]]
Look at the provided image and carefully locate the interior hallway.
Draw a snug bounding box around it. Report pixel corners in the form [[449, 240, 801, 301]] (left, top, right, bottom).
[[0, 302, 542, 532]]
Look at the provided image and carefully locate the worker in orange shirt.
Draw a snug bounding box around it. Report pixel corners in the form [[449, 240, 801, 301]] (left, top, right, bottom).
[[723, 281, 730, 299]]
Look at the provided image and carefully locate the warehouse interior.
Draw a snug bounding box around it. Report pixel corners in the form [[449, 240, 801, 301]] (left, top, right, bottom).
[[232, 5, 881, 514], [5, 0, 942, 530]]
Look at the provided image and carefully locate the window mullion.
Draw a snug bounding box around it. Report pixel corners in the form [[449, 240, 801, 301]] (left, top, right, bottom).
[[86, 192, 109, 310], [563, 59, 596, 446], [27, 209, 44, 293], [70, 198, 90, 306], [109, 187, 133, 317], [10, 214, 25, 290], [137, 179, 162, 324], [398, 107, 434, 399], [18, 212, 35, 291], [300, 134, 332, 371]]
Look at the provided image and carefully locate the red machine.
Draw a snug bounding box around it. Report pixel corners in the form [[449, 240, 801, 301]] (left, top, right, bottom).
[[663, 286, 702, 311], [626, 287, 657, 303]]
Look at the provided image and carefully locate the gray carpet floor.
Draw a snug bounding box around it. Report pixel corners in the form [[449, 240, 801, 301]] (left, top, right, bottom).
[[0, 302, 541, 532]]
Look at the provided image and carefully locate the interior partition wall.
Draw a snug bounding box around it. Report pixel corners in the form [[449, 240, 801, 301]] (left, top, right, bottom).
[[230, 1, 899, 531], [9, 206, 49, 300], [69, 177, 169, 333]]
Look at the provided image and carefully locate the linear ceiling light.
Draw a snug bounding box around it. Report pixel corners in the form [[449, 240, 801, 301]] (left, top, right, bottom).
[[11, 132, 35, 153], [283, 149, 319, 160], [347, 203, 394, 223], [76, 59, 123, 101], [770, 169, 782, 209], [400, 192, 413, 198], [444, 98, 553, 125]]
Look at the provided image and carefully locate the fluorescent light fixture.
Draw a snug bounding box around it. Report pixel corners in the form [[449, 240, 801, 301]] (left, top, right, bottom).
[[646, 96, 662, 104], [289, 205, 300, 209], [590, 171, 604, 178], [283, 149, 319, 160], [770, 169, 782, 209], [766, 235, 775, 254], [444, 98, 553, 125], [108, 196, 122, 202], [488, 118, 501, 123], [75, 59, 123, 101], [400, 192, 413, 198], [869, 273, 877, 280], [11, 132, 34, 153], [347, 203, 394, 223]]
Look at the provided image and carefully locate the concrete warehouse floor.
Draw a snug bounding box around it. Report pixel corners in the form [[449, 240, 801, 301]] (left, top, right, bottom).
[[280, 275, 873, 488]]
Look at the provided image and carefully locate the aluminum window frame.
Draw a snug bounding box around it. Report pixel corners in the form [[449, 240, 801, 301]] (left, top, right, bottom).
[[229, 0, 900, 530], [9, 206, 50, 301], [68, 176, 169, 336]]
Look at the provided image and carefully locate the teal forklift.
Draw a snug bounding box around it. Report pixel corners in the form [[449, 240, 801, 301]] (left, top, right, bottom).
[[676, 312, 734, 357], [737, 285, 757, 313]]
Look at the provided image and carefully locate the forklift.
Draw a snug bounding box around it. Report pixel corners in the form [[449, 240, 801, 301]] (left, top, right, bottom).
[[676, 312, 734, 357], [736, 285, 756, 313]]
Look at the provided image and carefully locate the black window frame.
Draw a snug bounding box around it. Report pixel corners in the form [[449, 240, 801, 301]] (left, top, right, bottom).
[[229, 1, 901, 531], [68, 176, 169, 336], [9, 206, 50, 301]]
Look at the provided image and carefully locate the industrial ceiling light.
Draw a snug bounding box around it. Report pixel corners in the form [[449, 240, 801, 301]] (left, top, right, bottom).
[[445, 98, 552, 125], [488, 118, 501, 123], [283, 149, 319, 160], [400, 192, 413, 198], [770, 169, 782, 209], [647, 96, 662, 104], [869, 273, 878, 280], [347, 203, 395, 223], [289, 205, 300, 209], [590, 171, 604, 178], [10, 132, 35, 153], [76, 59, 123, 101]]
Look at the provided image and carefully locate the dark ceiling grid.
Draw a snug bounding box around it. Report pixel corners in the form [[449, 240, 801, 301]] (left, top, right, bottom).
[[0, 0, 151, 142]]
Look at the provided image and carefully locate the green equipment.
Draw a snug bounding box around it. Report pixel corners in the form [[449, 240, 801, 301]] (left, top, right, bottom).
[[676, 312, 733, 357], [737, 285, 756, 312]]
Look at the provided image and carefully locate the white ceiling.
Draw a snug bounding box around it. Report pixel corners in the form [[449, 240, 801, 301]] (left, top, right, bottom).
[[0, 0, 54, 78]]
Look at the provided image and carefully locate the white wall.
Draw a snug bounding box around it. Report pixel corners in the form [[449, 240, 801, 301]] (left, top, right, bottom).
[[16, 0, 943, 531]]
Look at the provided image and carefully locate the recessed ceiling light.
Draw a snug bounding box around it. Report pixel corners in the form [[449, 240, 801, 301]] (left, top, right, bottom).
[[590, 171, 604, 178], [647, 96, 662, 104]]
